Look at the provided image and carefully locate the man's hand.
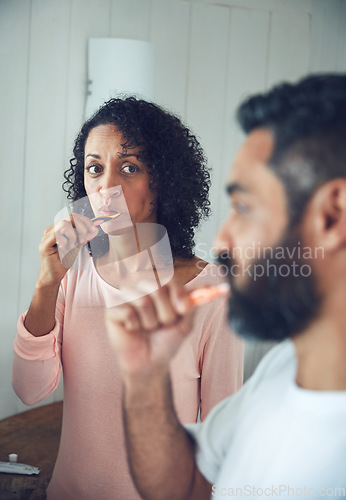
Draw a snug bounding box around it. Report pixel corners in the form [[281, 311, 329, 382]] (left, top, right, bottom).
[[105, 280, 211, 500], [105, 280, 195, 377]]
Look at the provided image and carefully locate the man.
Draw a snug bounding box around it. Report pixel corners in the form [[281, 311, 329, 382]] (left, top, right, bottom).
[[106, 74, 346, 499]]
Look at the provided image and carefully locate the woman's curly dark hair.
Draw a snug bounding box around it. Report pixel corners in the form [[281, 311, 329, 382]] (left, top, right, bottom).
[[63, 97, 211, 259]]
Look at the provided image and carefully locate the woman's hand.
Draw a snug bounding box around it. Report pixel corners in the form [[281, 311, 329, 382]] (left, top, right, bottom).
[[105, 281, 195, 379], [37, 213, 98, 288]]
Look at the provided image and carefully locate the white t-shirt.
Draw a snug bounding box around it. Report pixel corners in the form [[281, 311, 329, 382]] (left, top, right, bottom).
[[185, 340, 346, 499]]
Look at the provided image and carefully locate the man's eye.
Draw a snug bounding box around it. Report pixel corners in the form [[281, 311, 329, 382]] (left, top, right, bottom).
[[86, 165, 103, 175], [235, 202, 247, 213], [230, 200, 248, 214], [121, 165, 139, 174]]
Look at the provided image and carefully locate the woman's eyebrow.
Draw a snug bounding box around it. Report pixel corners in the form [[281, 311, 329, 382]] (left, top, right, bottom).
[[117, 152, 141, 159], [85, 152, 142, 160], [86, 153, 101, 159]]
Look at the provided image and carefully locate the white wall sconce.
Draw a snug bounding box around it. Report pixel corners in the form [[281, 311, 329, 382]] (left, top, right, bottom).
[[85, 38, 156, 119]]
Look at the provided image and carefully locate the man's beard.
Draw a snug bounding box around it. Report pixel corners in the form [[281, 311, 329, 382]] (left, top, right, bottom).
[[218, 227, 322, 342]]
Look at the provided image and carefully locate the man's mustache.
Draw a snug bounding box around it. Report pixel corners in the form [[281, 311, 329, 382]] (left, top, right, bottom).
[[215, 253, 234, 281], [215, 252, 232, 268]]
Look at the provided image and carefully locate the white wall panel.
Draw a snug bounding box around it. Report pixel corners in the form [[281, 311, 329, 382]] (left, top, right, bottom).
[[267, 11, 311, 87], [187, 0, 312, 14], [310, 0, 344, 72], [0, 0, 31, 420], [336, 0, 346, 72], [219, 7, 270, 226], [150, 0, 190, 117], [62, 0, 111, 208], [15, 0, 72, 414], [185, 3, 230, 258], [18, 0, 71, 309], [109, 0, 151, 40]]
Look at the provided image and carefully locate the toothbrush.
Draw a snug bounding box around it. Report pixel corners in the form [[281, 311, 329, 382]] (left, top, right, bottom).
[[189, 283, 230, 306], [91, 212, 122, 227], [53, 212, 122, 248]]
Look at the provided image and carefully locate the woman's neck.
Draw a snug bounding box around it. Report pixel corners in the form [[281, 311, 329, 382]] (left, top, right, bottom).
[[106, 227, 141, 262]]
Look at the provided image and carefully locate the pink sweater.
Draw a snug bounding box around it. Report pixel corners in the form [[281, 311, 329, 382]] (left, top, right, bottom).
[[13, 253, 243, 500]]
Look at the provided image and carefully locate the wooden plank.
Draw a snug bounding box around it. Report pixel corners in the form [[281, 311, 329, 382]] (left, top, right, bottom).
[[150, 0, 190, 117], [0, 0, 31, 421], [267, 10, 311, 88], [185, 3, 230, 258]]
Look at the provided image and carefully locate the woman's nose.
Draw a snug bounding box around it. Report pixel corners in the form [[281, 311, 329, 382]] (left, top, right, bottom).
[[99, 186, 122, 205]]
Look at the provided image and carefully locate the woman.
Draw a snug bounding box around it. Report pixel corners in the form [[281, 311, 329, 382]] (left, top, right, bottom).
[[13, 97, 243, 500]]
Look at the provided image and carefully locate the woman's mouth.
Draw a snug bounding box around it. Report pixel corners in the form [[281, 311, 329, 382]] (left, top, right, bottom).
[[99, 207, 121, 217]]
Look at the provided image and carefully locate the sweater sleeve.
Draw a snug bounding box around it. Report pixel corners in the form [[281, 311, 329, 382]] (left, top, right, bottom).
[[12, 284, 65, 406], [198, 296, 244, 421]]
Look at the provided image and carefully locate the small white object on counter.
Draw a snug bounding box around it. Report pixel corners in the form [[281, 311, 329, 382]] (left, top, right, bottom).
[[0, 461, 40, 475]]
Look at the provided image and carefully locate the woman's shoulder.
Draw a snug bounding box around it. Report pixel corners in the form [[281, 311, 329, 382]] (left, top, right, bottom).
[[183, 258, 226, 289], [173, 256, 206, 286]]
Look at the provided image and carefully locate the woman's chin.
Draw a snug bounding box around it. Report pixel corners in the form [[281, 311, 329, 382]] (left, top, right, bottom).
[[101, 221, 133, 236]]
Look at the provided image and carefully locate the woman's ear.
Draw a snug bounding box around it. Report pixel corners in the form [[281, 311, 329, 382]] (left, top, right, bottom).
[[308, 179, 346, 251]]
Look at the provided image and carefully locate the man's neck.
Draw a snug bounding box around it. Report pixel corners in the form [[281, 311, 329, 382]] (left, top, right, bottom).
[[293, 311, 346, 391]]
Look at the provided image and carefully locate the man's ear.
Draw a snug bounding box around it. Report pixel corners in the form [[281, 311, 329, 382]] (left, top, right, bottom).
[[308, 179, 346, 251]]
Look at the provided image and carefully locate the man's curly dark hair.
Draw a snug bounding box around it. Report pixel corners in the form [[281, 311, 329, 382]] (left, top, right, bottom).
[[63, 97, 211, 259], [237, 73, 346, 225]]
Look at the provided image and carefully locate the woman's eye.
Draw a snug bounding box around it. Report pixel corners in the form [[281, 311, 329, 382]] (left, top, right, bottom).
[[121, 164, 139, 175], [86, 165, 103, 175]]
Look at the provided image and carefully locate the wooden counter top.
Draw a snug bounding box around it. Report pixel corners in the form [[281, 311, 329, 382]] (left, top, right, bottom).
[[0, 402, 62, 499]]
